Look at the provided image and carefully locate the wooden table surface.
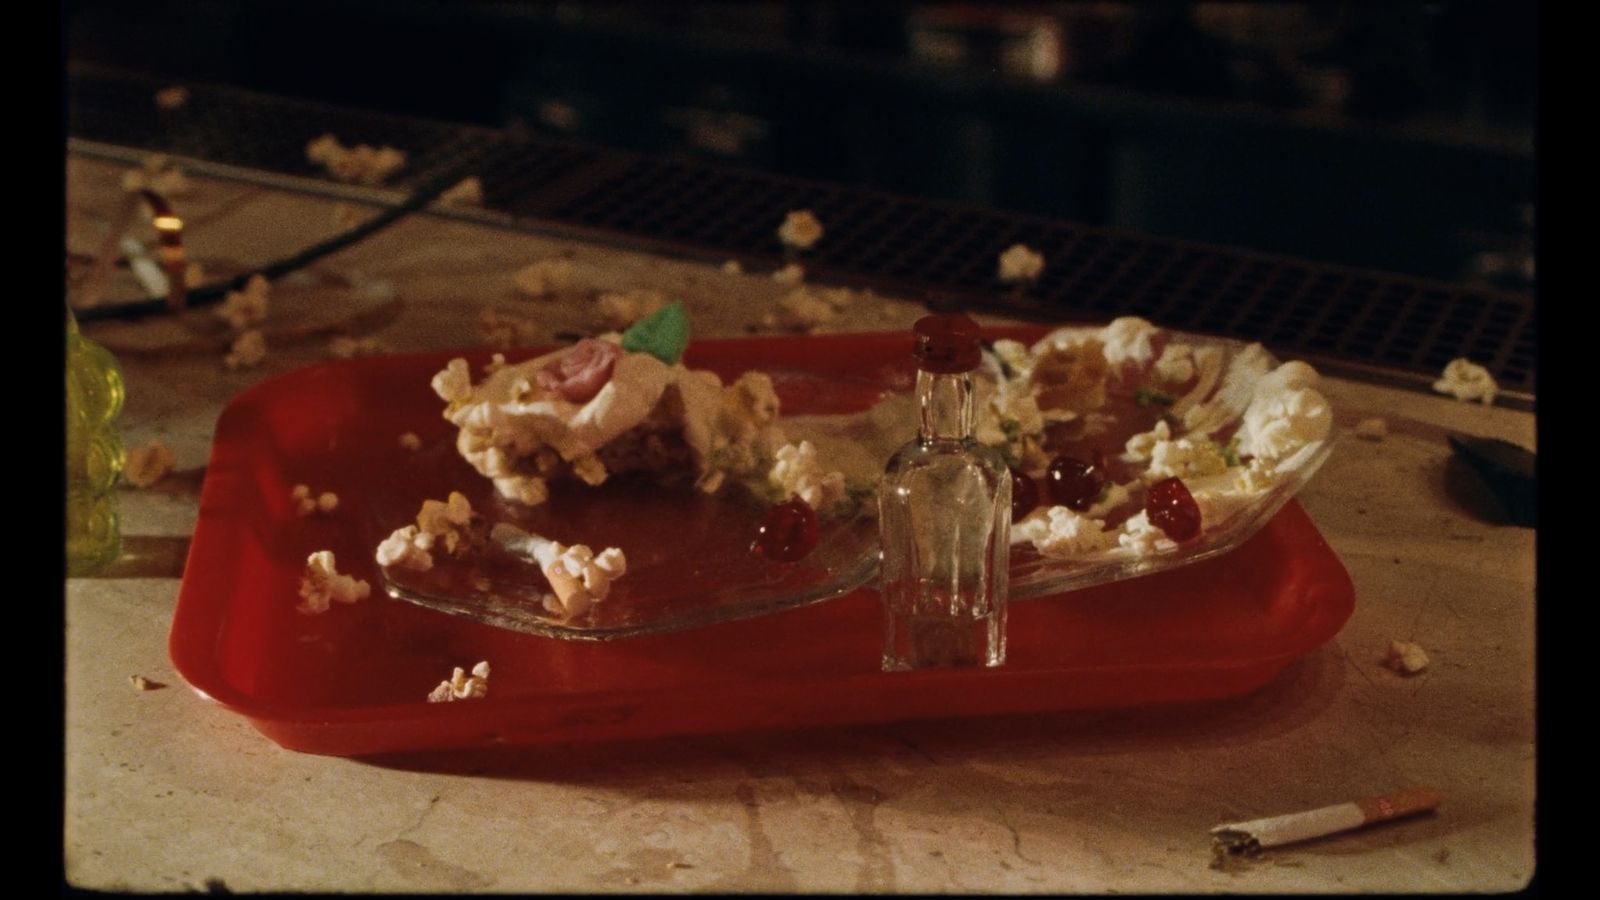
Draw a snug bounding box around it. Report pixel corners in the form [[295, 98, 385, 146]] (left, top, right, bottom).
[[63, 155, 1536, 893]]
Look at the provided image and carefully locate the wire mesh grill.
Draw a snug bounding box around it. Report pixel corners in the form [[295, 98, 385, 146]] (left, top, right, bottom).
[[68, 65, 1535, 399]]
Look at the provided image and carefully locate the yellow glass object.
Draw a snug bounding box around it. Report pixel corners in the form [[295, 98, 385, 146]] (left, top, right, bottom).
[[66, 309, 125, 575]]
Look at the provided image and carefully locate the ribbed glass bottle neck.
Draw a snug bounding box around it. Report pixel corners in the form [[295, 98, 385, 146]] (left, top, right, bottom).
[[916, 369, 974, 442]]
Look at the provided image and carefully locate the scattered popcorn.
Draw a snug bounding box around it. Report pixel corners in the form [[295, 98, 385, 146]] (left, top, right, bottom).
[[1099, 317, 1159, 367], [427, 661, 490, 703], [1385, 640, 1430, 675], [398, 432, 423, 451], [1146, 437, 1231, 481], [1118, 510, 1177, 555], [1122, 419, 1173, 463], [768, 287, 836, 331], [124, 441, 176, 488], [305, 133, 407, 185], [1013, 506, 1117, 558], [1433, 359, 1498, 406], [376, 525, 433, 572], [1152, 343, 1196, 385], [129, 674, 167, 691], [492, 523, 628, 619], [721, 260, 744, 276], [771, 263, 805, 285], [512, 259, 576, 298], [998, 243, 1045, 283], [120, 155, 190, 196], [770, 441, 847, 510], [1354, 418, 1389, 441], [438, 176, 484, 206], [432, 358, 474, 404], [297, 551, 371, 614], [416, 491, 476, 555], [291, 484, 339, 517], [477, 307, 541, 347], [224, 330, 267, 370], [328, 335, 389, 358], [153, 86, 189, 111], [215, 274, 270, 330], [597, 289, 669, 330], [777, 210, 824, 250]]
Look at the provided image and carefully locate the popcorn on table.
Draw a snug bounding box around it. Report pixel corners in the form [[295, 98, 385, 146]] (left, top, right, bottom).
[[124, 441, 176, 488], [120, 155, 190, 196], [777, 210, 824, 250], [328, 335, 389, 359], [438, 176, 484, 207], [428, 661, 490, 703], [298, 551, 370, 614], [292, 484, 339, 517], [1385, 640, 1430, 675], [1433, 359, 1498, 406], [768, 287, 836, 332], [215, 274, 270, 330], [512, 259, 576, 299], [769, 441, 847, 511], [224, 330, 267, 370], [998, 243, 1044, 283], [305, 133, 406, 185]]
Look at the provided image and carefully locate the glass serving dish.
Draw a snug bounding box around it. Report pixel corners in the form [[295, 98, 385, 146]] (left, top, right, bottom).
[[371, 325, 1336, 639]]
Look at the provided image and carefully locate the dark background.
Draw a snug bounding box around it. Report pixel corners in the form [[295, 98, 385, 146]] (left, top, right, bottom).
[[64, 1, 1537, 292]]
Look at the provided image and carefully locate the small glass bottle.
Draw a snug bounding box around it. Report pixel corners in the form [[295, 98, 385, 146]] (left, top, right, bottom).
[[878, 314, 1011, 670], [66, 307, 125, 575]]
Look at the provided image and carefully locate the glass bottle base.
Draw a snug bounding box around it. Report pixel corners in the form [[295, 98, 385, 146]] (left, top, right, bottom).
[[882, 607, 1006, 671]]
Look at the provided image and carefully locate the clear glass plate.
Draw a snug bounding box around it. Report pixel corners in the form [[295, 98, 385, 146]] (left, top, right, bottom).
[[373, 328, 1335, 638]]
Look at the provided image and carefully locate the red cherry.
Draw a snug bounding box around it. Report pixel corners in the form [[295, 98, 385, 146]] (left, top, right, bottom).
[[1146, 477, 1202, 542], [753, 497, 820, 562], [1010, 469, 1040, 520], [1046, 454, 1105, 511]]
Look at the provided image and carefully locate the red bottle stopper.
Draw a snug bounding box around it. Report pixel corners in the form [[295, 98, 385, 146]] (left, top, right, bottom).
[[912, 314, 982, 374]]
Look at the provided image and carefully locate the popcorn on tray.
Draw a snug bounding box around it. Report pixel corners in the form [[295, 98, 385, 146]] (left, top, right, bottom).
[[375, 491, 478, 573], [769, 441, 847, 511], [428, 661, 490, 703], [1433, 358, 1498, 406], [215, 274, 270, 330], [292, 484, 339, 517], [298, 551, 370, 614]]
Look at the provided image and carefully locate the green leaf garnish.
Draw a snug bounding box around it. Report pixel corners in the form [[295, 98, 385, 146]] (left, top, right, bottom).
[[1134, 387, 1176, 407], [1218, 437, 1242, 467], [621, 301, 690, 364]]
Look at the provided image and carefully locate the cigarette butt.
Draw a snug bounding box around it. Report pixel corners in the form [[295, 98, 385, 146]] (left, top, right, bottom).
[[1212, 788, 1442, 856]]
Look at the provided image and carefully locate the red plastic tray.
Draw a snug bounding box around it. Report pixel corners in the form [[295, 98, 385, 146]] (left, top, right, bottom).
[[170, 331, 1354, 756]]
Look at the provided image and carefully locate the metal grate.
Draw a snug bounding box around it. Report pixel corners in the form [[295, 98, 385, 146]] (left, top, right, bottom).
[[68, 65, 1535, 403]]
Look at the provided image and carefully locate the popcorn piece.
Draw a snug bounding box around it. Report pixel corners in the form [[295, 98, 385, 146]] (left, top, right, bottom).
[[183, 261, 206, 289], [398, 432, 423, 451], [1013, 506, 1117, 558], [1153, 343, 1196, 386], [1099, 317, 1159, 367], [129, 674, 167, 691], [328, 335, 389, 359], [597, 289, 668, 330], [1118, 510, 1177, 556], [492, 523, 628, 619], [153, 86, 189, 110], [1385, 640, 1430, 675], [215, 274, 270, 330], [291, 484, 339, 517], [477, 307, 541, 347], [438, 176, 484, 206], [124, 441, 176, 488], [998, 244, 1044, 283], [1146, 437, 1231, 481], [224, 330, 267, 370], [1238, 387, 1333, 464], [1122, 419, 1173, 463], [1354, 418, 1389, 441], [305, 133, 406, 185], [770, 441, 847, 511], [376, 524, 434, 572], [513, 259, 576, 298], [777, 210, 824, 250], [297, 551, 371, 614], [721, 260, 744, 276], [1433, 359, 1498, 406], [771, 263, 805, 285], [416, 491, 475, 555], [431, 358, 474, 404], [427, 661, 491, 703], [483, 353, 508, 375]]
